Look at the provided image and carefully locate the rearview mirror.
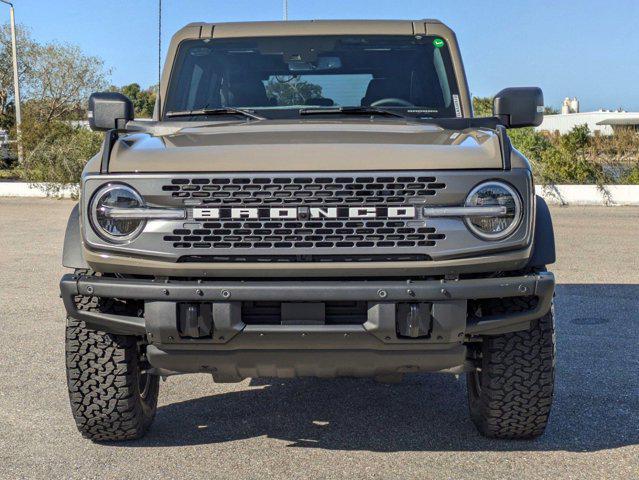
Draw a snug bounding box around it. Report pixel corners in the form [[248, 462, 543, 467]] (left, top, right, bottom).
[[288, 56, 342, 72], [88, 92, 134, 131], [493, 87, 544, 128]]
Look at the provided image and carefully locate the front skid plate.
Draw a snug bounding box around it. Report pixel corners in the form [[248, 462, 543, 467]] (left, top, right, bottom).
[[146, 344, 467, 381]]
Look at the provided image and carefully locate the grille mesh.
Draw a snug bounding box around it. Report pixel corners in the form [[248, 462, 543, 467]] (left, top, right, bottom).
[[162, 175, 445, 205], [165, 220, 444, 250], [160, 174, 446, 254]]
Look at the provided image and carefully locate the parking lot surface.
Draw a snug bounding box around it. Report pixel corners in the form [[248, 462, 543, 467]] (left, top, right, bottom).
[[0, 198, 637, 479]]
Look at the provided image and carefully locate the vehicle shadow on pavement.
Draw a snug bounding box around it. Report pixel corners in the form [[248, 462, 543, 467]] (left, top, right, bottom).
[[131, 284, 638, 452]]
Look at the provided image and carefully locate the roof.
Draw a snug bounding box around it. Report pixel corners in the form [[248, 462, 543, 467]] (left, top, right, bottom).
[[159, 19, 469, 119], [176, 19, 448, 39], [596, 117, 639, 126]]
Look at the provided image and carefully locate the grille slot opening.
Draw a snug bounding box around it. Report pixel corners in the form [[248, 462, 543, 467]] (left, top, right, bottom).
[[177, 254, 432, 263], [242, 301, 368, 325]]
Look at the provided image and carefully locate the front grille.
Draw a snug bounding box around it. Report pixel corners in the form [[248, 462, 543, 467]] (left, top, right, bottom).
[[156, 173, 449, 261], [162, 174, 446, 206], [164, 220, 444, 250]]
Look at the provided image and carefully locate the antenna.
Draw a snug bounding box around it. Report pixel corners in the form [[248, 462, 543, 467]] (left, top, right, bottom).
[[283, 0, 288, 20], [158, 0, 162, 116]]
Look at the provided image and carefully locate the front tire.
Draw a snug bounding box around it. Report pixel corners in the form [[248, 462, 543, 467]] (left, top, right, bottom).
[[65, 312, 159, 442], [467, 299, 555, 439]]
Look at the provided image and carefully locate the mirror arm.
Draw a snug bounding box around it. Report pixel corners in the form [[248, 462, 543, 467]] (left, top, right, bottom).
[[494, 114, 510, 128], [100, 129, 119, 174], [495, 125, 512, 170], [115, 118, 130, 131]]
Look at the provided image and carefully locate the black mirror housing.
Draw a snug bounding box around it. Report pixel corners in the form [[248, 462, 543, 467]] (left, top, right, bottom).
[[88, 92, 134, 131], [493, 87, 544, 128]]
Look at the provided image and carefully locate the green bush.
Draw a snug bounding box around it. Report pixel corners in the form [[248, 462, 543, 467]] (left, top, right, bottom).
[[620, 165, 639, 184], [509, 124, 618, 185], [559, 123, 590, 152], [508, 127, 551, 164], [20, 121, 101, 196], [474, 95, 639, 185], [537, 145, 608, 184]]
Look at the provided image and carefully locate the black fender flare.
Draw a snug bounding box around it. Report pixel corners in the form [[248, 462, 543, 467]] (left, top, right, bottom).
[[62, 204, 89, 269], [528, 195, 556, 268]]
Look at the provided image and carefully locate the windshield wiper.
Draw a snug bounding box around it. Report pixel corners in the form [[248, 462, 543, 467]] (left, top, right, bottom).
[[165, 107, 265, 121], [299, 106, 408, 119]]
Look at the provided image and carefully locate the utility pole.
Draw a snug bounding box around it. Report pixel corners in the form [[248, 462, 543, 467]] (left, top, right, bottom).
[[0, 0, 22, 162], [283, 0, 288, 20]]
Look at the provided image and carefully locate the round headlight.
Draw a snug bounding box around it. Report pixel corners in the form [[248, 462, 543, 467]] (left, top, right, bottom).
[[90, 184, 145, 242], [464, 181, 522, 240]]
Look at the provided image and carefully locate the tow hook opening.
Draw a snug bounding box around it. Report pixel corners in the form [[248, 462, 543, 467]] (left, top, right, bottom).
[[396, 302, 432, 338], [177, 302, 213, 339]]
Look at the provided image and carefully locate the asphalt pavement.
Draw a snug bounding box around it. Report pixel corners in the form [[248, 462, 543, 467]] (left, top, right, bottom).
[[0, 198, 637, 479]]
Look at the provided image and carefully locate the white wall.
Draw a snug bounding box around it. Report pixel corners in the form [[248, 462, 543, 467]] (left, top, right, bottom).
[[536, 111, 639, 135]]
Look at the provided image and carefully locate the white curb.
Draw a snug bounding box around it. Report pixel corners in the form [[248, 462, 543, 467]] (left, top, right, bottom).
[[0, 182, 76, 198], [0, 181, 637, 205], [535, 185, 639, 205]]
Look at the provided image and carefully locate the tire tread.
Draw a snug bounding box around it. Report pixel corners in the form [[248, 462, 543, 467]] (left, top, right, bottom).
[[468, 297, 555, 439], [65, 296, 158, 442]]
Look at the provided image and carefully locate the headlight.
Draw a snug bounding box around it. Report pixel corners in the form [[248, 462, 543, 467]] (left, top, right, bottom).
[[464, 181, 522, 240], [90, 184, 145, 242]]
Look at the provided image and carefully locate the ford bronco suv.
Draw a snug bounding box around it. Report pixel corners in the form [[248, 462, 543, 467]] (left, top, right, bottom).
[[61, 20, 556, 442]]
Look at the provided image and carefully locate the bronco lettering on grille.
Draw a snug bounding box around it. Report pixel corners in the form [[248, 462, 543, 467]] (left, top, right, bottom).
[[193, 206, 416, 220]]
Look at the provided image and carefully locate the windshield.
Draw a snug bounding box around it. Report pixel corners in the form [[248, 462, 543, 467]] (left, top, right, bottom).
[[164, 35, 461, 119]]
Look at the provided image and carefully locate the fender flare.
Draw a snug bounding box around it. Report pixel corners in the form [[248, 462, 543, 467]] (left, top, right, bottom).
[[62, 204, 89, 269], [528, 195, 556, 268]]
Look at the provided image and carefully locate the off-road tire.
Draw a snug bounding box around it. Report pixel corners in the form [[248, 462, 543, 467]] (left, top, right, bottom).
[[467, 298, 555, 439], [65, 297, 159, 442]]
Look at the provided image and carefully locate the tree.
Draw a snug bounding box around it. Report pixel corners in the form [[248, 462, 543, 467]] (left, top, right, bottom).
[[0, 23, 37, 130], [0, 23, 38, 117], [21, 122, 102, 195], [265, 78, 322, 106], [0, 25, 110, 125], [111, 83, 157, 118], [26, 42, 109, 124], [472, 96, 493, 117]]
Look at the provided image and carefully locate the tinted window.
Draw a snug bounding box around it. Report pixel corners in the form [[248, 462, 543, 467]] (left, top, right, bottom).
[[165, 35, 460, 117]]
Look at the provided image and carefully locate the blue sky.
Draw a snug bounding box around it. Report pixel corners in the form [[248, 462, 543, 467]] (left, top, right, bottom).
[[9, 0, 639, 111]]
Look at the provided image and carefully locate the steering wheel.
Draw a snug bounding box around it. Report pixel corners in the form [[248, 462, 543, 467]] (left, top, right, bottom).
[[370, 98, 414, 107]]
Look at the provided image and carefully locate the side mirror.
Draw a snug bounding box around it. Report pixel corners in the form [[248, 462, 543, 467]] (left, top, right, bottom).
[[88, 92, 134, 131], [493, 87, 544, 128]]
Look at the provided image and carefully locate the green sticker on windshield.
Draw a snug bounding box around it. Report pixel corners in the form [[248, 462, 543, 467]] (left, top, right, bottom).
[[433, 38, 445, 48]]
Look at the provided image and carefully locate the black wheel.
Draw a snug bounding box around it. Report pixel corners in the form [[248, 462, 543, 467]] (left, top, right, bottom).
[[65, 297, 159, 442], [467, 298, 555, 439]]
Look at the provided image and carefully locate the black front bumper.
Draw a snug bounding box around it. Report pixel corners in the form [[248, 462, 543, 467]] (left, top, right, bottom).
[[60, 272, 554, 379]]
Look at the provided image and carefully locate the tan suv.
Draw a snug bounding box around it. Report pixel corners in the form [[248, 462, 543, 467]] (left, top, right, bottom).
[[61, 20, 556, 441]]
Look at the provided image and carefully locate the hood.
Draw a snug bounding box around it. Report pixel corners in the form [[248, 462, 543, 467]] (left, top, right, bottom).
[[107, 120, 504, 172]]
